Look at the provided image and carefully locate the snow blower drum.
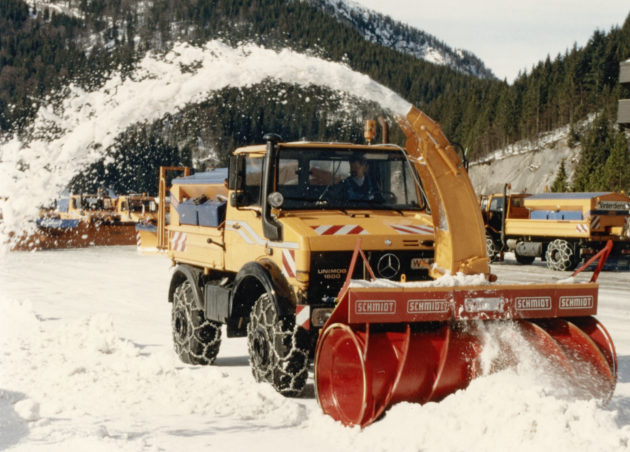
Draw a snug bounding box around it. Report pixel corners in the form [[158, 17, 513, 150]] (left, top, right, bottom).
[[313, 248, 617, 427]]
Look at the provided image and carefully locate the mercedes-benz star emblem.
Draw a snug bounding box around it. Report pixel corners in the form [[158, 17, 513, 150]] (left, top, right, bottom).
[[377, 253, 400, 279]]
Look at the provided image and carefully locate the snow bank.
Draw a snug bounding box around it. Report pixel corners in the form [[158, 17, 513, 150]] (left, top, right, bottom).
[[0, 297, 307, 450], [0, 41, 411, 247]]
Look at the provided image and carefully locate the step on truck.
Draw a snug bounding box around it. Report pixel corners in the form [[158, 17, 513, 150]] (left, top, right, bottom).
[[161, 105, 617, 427], [481, 188, 630, 270]]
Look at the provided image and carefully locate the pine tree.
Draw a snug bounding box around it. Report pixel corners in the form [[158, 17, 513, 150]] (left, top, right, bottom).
[[572, 112, 615, 191], [567, 120, 580, 148], [551, 159, 569, 192], [601, 130, 630, 192]]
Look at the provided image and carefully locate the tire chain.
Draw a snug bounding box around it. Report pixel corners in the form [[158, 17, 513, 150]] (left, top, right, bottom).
[[172, 280, 222, 365], [247, 294, 309, 397], [486, 235, 500, 262], [546, 239, 577, 271]]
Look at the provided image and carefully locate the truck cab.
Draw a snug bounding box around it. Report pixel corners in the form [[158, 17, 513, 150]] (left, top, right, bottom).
[[116, 194, 159, 224]]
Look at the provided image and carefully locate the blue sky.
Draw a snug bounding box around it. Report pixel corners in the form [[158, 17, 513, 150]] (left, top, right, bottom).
[[351, 0, 629, 82]]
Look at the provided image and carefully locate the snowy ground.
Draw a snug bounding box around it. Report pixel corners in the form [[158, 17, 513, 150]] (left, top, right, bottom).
[[1, 246, 629, 451]]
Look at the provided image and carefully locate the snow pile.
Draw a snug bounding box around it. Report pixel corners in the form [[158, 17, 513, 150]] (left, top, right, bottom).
[[349, 271, 488, 288], [0, 297, 307, 450], [0, 40, 411, 246], [336, 372, 628, 452]]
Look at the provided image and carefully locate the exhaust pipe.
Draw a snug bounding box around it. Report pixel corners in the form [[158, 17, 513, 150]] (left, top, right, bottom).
[[378, 116, 389, 143], [261, 133, 283, 241]]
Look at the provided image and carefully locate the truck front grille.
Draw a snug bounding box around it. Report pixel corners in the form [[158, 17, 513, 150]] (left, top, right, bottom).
[[307, 249, 433, 304]]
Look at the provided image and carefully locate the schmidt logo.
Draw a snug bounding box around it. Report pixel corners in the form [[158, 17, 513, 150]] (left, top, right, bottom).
[[515, 296, 552, 311]]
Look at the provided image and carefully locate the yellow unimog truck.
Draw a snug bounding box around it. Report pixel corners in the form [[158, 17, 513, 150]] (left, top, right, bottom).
[[481, 190, 630, 270], [159, 108, 617, 426], [162, 133, 435, 395]]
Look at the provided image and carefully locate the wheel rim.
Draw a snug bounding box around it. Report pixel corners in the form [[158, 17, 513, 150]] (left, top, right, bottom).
[[251, 326, 270, 368], [547, 240, 576, 271], [173, 309, 189, 342]]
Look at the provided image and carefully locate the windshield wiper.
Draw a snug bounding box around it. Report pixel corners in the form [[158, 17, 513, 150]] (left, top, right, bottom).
[[318, 183, 333, 202]]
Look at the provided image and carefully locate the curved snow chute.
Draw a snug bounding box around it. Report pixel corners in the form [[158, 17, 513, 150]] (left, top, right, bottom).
[[395, 105, 490, 279], [313, 106, 617, 427]]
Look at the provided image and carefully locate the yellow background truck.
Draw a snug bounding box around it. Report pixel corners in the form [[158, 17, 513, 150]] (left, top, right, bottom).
[[116, 194, 159, 224], [481, 190, 630, 270]]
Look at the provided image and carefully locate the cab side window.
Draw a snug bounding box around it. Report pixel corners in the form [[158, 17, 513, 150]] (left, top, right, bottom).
[[243, 156, 264, 206], [489, 197, 504, 212]]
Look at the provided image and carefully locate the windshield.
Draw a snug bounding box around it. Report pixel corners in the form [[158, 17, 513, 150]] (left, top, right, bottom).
[[129, 199, 157, 213], [275, 147, 425, 211]]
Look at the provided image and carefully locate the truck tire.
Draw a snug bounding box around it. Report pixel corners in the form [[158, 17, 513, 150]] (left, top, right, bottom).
[[247, 293, 309, 397], [545, 239, 579, 271], [486, 234, 500, 262], [172, 279, 222, 365]]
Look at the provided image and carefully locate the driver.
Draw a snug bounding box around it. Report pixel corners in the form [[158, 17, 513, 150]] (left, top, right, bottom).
[[337, 154, 380, 202]]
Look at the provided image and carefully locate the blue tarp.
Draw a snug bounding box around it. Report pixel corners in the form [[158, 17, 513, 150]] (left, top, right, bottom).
[[526, 192, 611, 200], [172, 168, 228, 185], [135, 223, 157, 232], [36, 218, 80, 229]]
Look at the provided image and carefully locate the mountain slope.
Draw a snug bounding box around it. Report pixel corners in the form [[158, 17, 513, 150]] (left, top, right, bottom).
[[310, 0, 495, 78], [1, 0, 628, 199]]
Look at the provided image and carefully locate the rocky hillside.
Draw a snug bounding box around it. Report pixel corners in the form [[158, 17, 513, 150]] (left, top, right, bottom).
[[468, 126, 582, 195]]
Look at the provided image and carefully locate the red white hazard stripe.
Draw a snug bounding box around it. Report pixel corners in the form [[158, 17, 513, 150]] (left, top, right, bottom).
[[296, 305, 310, 330], [590, 215, 601, 230], [282, 249, 296, 278], [136, 231, 142, 247], [391, 224, 434, 235], [576, 223, 589, 234], [311, 225, 367, 235], [171, 231, 187, 252]]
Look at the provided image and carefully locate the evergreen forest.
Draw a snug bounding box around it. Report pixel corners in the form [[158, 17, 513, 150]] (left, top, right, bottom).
[[1, 0, 629, 194]]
